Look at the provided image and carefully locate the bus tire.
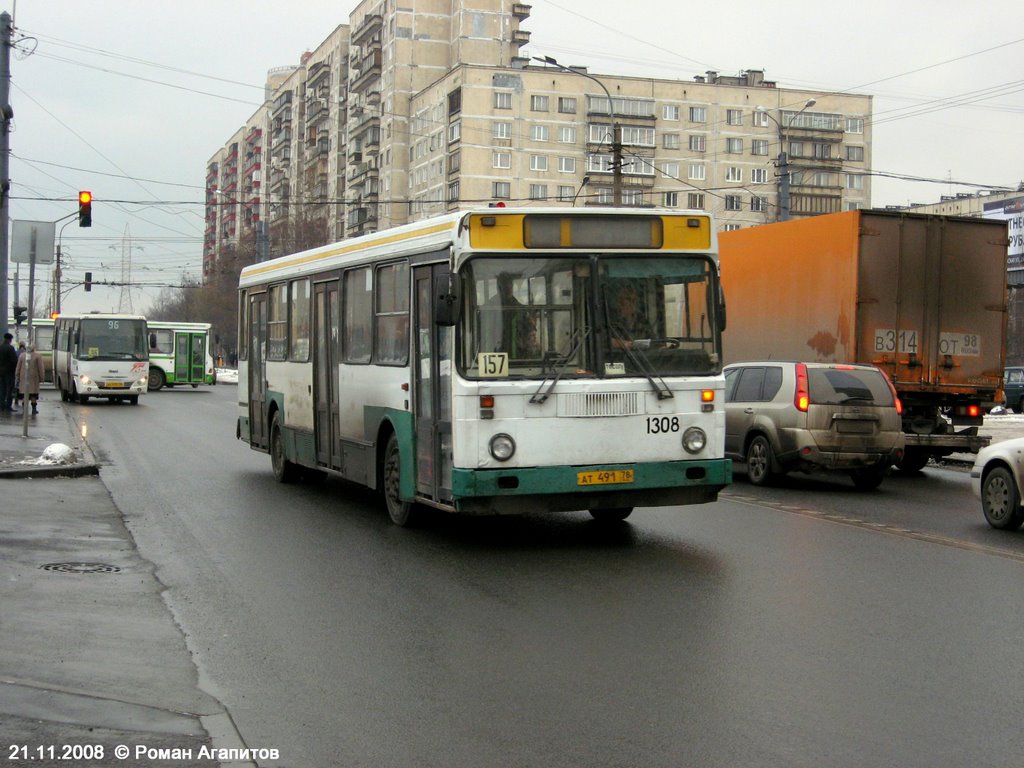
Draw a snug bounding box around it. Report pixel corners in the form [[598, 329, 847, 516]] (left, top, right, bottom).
[[128, 395, 139, 405], [589, 508, 633, 522], [270, 413, 300, 483], [383, 433, 420, 527], [148, 368, 165, 391]]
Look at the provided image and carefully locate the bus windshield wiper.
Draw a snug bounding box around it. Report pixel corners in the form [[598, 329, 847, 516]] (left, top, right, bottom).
[[530, 327, 589, 404], [608, 325, 674, 401]]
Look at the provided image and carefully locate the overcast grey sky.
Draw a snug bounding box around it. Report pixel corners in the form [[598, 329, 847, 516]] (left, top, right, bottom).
[[5, 0, 1023, 315]]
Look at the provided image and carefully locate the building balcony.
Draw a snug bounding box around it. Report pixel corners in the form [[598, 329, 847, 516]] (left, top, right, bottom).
[[351, 13, 383, 46], [512, 29, 531, 46], [512, 4, 532, 19]]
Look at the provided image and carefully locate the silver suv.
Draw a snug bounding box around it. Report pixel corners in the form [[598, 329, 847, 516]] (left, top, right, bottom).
[[724, 362, 905, 489]]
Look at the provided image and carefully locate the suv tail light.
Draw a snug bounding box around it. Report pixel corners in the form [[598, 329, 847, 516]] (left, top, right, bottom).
[[877, 367, 903, 415], [795, 363, 810, 412]]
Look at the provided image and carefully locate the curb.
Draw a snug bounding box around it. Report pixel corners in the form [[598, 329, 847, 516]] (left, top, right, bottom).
[[0, 462, 100, 480]]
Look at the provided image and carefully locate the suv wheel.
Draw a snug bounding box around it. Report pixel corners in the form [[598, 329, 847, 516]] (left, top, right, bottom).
[[745, 435, 776, 486]]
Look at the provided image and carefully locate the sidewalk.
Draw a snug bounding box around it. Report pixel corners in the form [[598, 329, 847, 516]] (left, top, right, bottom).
[[0, 391, 251, 767]]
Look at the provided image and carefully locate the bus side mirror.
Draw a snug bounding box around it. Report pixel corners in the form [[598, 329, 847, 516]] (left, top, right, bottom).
[[436, 278, 462, 327]]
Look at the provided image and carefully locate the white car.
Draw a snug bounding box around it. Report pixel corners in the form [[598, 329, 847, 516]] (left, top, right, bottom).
[[970, 438, 1024, 530]]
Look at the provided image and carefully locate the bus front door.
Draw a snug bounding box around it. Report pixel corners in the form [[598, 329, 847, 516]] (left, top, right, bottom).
[[249, 294, 269, 450], [413, 264, 453, 506], [314, 282, 340, 469]]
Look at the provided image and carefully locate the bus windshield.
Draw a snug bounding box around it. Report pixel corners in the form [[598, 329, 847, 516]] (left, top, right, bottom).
[[79, 318, 148, 361], [458, 255, 722, 380]]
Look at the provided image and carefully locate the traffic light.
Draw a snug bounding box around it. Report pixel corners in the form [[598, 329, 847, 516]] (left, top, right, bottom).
[[13, 305, 27, 325], [84, 272, 92, 292], [78, 190, 92, 227]]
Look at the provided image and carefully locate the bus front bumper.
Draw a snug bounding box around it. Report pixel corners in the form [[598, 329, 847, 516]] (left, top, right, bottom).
[[450, 459, 732, 515]]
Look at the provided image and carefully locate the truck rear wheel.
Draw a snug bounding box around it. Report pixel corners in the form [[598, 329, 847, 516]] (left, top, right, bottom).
[[896, 448, 930, 473]]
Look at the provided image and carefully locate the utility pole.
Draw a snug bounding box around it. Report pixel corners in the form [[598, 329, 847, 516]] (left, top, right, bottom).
[[0, 12, 13, 338], [757, 99, 816, 222], [535, 56, 623, 206]]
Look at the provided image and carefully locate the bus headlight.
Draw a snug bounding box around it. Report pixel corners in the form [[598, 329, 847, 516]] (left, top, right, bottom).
[[79, 374, 94, 387], [682, 427, 706, 454], [489, 433, 516, 461]]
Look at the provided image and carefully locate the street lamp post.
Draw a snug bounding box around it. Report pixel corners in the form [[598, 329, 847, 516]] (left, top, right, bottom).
[[756, 99, 816, 221], [534, 56, 622, 206]]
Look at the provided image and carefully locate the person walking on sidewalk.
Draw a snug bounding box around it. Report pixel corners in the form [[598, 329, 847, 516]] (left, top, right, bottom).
[[14, 345, 45, 416], [0, 333, 17, 413]]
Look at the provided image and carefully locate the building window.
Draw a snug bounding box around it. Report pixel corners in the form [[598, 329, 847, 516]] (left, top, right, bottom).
[[495, 92, 512, 110], [493, 121, 512, 139], [725, 195, 742, 211], [663, 191, 679, 207], [531, 124, 549, 142], [663, 133, 680, 149], [448, 180, 460, 201], [723, 223, 741, 232], [622, 189, 643, 206], [558, 156, 576, 173], [726, 138, 743, 154], [448, 88, 462, 116], [530, 95, 549, 112], [751, 196, 768, 212], [620, 125, 655, 147], [789, 141, 805, 158], [448, 120, 461, 143], [753, 111, 768, 128], [558, 97, 576, 114], [557, 184, 575, 201], [663, 104, 680, 121], [689, 134, 706, 152], [493, 181, 511, 198], [687, 192, 705, 209], [663, 162, 680, 179], [813, 142, 832, 160], [845, 173, 864, 190], [529, 184, 548, 200], [448, 150, 460, 174], [726, 166, 742, 182], [557, 125, 577, 143], [689, 106, 706, 123], [726, 108, 743, 126], [595, 188, 613, 204], [493, 151, 511, 169], [751, 139, 769, 156], [688, 164, 705, 181], [846, 117, 864, 134], [846, 145, 865, 162], [751, 168, 768, 184], [530, 155, 548, 172]]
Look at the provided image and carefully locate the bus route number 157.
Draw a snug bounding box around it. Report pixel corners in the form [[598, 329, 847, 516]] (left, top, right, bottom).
[[477, 352, 509, 377]]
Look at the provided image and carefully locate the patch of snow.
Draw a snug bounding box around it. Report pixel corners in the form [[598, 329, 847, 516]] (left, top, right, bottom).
[[29, 443, 78, 465]]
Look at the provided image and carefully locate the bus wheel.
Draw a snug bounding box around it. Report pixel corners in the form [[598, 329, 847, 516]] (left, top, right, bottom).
[[589, 508, 633, 522], [127, 396, 139, 405], [148, 368, 165, 391], [270, 413, 300, 483], [383, 433, 420, 527]]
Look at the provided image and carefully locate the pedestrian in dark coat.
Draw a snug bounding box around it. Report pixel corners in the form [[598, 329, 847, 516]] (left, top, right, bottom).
[[0, 332, 16, 412]]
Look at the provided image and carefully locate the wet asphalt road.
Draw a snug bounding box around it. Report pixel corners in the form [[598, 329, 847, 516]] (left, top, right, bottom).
[[68, 385, 1024, 767]]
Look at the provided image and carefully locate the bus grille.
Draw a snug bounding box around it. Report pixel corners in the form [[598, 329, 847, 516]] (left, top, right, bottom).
[[559, 391, 642, 418]]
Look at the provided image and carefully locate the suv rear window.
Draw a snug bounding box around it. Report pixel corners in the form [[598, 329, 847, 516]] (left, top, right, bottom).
[[808, 368, 893, 406]]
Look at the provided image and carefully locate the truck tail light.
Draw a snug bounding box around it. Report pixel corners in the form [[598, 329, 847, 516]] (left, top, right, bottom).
[[795, 363, 810, 412]]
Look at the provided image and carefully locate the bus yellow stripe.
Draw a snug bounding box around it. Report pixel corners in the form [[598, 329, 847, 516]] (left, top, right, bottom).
[[242, 220, 455, 279]]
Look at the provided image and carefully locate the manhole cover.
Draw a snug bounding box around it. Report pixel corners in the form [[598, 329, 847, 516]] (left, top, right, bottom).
[[40, 562, 122, 574]]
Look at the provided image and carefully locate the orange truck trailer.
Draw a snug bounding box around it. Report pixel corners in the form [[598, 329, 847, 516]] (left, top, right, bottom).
[[719, 209, 1009, 471]]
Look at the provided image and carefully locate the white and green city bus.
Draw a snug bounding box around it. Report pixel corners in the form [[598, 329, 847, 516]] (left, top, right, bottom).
[[237, 207, 731, 526], [146, 321, 216, 391], [53, 312, 149, 404]]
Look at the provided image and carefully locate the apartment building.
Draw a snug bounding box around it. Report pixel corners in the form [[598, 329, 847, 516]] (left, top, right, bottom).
[[204, 0, 873, 275]]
